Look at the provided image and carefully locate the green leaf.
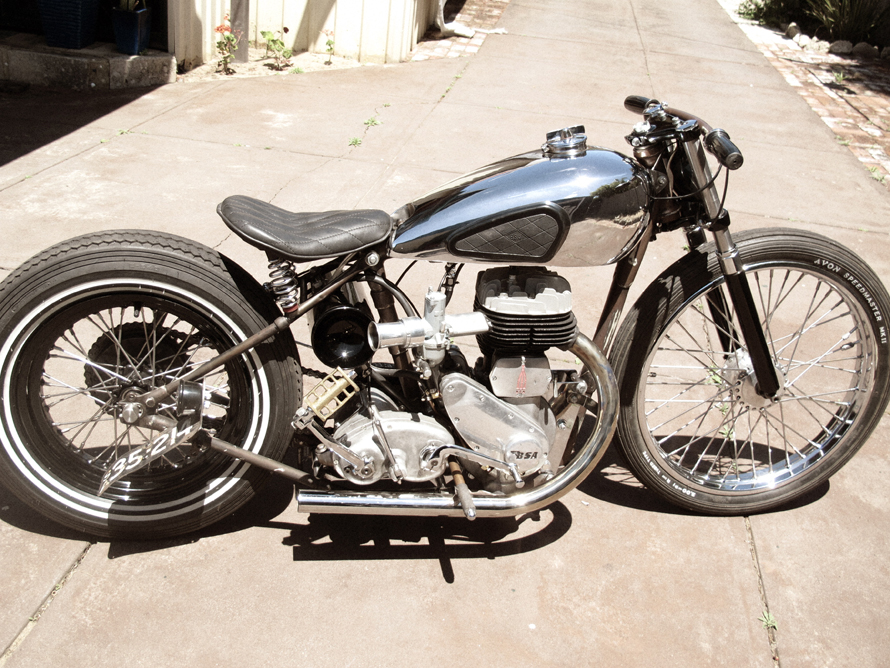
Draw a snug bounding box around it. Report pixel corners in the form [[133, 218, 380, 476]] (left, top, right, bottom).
[[758, 611, 777, 630]]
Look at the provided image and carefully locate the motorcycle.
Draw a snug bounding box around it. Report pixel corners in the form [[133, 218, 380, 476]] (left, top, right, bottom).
[[0, 95, 887, 539]]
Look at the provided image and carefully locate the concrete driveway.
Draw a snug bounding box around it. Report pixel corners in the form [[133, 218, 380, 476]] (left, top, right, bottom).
[[1, 0, 888, 666]]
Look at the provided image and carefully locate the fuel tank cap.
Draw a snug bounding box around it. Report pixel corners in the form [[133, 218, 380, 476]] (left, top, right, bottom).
[[543, 125, 587, 157]]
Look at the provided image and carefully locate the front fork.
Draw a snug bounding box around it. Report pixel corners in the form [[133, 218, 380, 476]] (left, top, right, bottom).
[[683, 129, 781, 399], [689, 216, 781, 398]]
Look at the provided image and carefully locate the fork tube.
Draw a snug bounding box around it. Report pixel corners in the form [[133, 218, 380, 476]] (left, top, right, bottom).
[[682, 132, 778, 396], [681, 135, 722, 221], [684, 226, 738, 356], [710, 221, 781, 398]]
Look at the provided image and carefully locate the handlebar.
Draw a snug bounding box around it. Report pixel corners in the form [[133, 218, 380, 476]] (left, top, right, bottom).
[[624, 95, 743, 170], [704, 129, 743, 170]]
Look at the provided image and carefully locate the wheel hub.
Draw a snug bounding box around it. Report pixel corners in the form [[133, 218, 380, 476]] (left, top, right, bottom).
[[84, 322, 189, 406], [721, 349, 784, 409]]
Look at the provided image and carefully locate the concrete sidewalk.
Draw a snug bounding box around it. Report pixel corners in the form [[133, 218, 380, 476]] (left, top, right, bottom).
[[1, 0, 888, 666]]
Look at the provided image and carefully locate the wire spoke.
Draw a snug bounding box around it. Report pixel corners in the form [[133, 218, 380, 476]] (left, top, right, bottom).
[[639, 261, 875, 496]]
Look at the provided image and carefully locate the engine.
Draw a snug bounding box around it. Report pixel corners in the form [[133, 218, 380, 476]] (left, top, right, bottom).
[[474, 266, 578, 357], [303, 267, 579, 492]]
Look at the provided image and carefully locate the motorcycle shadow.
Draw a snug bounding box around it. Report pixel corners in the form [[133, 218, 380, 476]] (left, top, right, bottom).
[[282, 503, 570, 556], [578, 446, 689, 514], [578, 443, 830, 515], [0, 484, 88, 542], [0, 445, 828, 563]]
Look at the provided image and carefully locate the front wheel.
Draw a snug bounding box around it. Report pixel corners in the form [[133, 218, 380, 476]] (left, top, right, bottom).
[[0, 231, 302, 538], [610, 229, 890, 514]]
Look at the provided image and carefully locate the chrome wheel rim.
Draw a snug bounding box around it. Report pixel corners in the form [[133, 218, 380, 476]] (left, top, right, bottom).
[[638, 263, 876, 494]]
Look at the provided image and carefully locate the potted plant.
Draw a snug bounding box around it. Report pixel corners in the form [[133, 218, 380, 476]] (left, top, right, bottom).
[[38, 0, 99, 49], [112, 0, 151, 55]]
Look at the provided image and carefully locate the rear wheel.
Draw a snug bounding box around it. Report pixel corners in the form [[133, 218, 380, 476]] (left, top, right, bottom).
[[0, 231, 301, 538], [610, 229, 890, 514]]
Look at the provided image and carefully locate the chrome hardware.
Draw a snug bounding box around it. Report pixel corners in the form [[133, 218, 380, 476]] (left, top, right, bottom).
[[556, 376, 588, 401], [642, 100, 669, 122], [543, 125, 587, 156], [710, 227, 741, 275], [681, 135, 722, 221], [295, 333, 618, 518], [266, 258, 300, 312], [721, 349, 785, 410], [421, 443, 524, 487], [367, 288, 489, 365], [369, 403, 405, 482], [369, 316, 432, 350], [118, 402, 145, 425]]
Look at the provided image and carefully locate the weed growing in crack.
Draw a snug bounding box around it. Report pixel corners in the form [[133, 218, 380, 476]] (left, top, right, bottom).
[[758, 611, 778, 630]]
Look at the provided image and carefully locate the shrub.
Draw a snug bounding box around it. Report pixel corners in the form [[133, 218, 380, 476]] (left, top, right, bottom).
[[806, 0, 890, 43], [738, 0, 805, 26]]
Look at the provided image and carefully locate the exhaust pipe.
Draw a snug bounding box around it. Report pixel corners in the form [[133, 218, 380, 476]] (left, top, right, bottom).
[[296, 332, 618, 517]]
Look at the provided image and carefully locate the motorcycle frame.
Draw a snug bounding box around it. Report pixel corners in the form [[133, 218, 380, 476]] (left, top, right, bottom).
[[124, 118, 780, 508]]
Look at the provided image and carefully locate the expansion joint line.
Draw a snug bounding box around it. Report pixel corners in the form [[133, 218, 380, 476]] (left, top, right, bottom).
[[745, 517, 781, 667], [627, 0, 653, 88], [0, 542, 93, 666], [440, 61, 471, 100]]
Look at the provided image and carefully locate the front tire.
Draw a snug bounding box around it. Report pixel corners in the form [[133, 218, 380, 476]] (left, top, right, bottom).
[[610, 229, 890, 514], [0, 231, 301, 538]]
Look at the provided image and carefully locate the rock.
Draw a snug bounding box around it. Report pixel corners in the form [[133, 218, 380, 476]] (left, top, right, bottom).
[[785, 22, 801, 38], [882, 46, 890, 59], [794, 33, 811, 47], [852, 41, 879, 58], [806, 37, 830, 53], [829, 40, 853, 54]]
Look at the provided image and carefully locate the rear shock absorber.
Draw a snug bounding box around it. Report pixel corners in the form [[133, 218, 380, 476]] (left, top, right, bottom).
[[266, 257, 300, 313]]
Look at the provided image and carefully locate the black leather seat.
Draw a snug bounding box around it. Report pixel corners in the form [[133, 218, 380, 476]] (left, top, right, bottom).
[[217, 195, 393, 261]]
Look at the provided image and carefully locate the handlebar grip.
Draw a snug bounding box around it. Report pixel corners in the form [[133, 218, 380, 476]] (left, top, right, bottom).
[[624, 95, 658, 115], [705, 129, 744, 170]]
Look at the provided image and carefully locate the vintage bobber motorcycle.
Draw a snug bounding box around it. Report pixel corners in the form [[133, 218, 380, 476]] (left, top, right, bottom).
[[0, 95, 887, 539]]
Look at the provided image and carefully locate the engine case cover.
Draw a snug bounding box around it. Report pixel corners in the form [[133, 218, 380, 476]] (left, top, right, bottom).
[[440, 373, 553, 476], [333, 410, 454, 483]]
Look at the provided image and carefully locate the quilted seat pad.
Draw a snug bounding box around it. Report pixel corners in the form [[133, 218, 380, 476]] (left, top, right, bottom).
[[217, 195, 393, 261]]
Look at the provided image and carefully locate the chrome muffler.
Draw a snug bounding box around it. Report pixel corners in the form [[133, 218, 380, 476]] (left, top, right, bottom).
[[295, 332, 618, 517]]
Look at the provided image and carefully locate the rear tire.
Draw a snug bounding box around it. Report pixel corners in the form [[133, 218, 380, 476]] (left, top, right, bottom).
[[0, 231, 301, 538], [610, 229, 890, 514]]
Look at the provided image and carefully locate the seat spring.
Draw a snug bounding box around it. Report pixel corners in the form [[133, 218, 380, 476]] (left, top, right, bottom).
[[267, 258, 299, 311]]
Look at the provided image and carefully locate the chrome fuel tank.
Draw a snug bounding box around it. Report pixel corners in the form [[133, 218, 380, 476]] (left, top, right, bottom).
[[391, 135, 650, 267]]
